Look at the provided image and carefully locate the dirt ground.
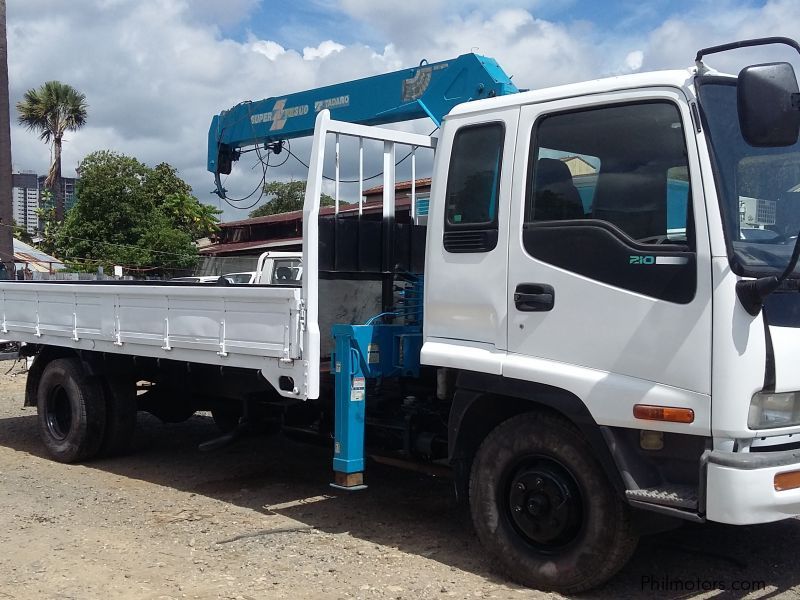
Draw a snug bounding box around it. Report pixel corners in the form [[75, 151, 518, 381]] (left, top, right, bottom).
[[1, 364, 800, 599]]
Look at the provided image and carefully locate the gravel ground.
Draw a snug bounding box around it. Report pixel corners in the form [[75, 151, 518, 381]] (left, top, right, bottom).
[[1, 362, 800, 599]]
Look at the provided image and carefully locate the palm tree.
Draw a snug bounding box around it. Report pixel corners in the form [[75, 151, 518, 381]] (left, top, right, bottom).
[[17, 81, 87, 221]]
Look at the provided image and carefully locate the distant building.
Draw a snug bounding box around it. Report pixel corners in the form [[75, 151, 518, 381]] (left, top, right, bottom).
[[38, 175, 79, 214], [198, 178, 429, 275], [363, 177, 432, 223], [11, 171, 81, 233], [11, 171, 40, 234]]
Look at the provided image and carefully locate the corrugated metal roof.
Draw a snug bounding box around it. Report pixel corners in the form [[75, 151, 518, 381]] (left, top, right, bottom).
[[13, 238, 64, 271], [363, 177, 432, 196], [199, 237, 302, 255]]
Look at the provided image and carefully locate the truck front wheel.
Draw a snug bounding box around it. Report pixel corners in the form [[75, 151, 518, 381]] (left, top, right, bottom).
[[469, 411, 638, 593], [36, 358, 107, 463]]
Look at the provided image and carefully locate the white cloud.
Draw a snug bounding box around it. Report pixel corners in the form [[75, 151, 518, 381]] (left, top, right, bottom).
[[250, 40, 288, 61], [490, 8, 534, 35], [303, 40, 345, 61], [180, 0, 260, 29], [624, 50, 644, 72], [338, 0, 445, 45], [7, 0, 800, 221], [7, 0, 394, 216], [641, 0, 800, 73]]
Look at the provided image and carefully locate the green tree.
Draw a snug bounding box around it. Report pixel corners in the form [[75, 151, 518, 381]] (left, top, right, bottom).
[[34, 190, 60, 256], [144, 163, 221, 239], [249, 180, 336, 218], [16, 81, 88, 221], [56, 151, 202, 274]]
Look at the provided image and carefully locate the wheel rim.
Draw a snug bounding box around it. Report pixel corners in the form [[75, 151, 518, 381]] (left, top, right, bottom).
[[504, 455, 584, 551], [45, 385, 72, 441]]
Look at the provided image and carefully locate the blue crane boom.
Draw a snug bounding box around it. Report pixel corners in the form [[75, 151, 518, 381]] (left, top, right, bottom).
[[207, 53, 518, 196]]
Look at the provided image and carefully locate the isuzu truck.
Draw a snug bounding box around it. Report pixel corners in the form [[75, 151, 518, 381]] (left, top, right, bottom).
[[3, 37, 800, 591]]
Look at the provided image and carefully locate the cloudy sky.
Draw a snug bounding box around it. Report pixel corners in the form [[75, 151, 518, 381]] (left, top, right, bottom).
[[7, 0, 800, 220]]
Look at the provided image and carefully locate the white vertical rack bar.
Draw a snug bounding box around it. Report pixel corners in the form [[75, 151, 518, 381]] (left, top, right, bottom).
[[383, 141, 395, 219], [411, 148, 416, 220], [358, 138, 364, 216], [334, 133, 340, 215]]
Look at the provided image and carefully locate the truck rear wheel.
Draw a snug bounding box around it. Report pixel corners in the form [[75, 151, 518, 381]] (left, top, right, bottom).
[[469, 411, 638, 593], [36, 358, 106, 463]]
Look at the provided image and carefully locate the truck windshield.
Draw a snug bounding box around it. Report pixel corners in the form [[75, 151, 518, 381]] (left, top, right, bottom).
[[698, 78, 800, 277]]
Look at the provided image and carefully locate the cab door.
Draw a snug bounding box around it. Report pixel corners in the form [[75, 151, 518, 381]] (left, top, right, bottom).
[[424, 107, 519, 368], [505, 90, 713, 431]]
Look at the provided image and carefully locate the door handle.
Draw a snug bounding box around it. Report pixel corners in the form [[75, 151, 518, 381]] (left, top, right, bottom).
[[514, 283, 555, 312]]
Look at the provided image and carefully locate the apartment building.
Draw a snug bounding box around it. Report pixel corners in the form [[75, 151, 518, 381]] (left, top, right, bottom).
[[11, 172, 40, 235]]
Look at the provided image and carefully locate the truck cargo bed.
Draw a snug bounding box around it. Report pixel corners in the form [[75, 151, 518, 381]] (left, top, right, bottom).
[[0, 280, 306, 389]]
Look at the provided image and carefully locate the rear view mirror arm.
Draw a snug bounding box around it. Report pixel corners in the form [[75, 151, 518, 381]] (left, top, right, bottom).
[[696, 36, 800, 71]]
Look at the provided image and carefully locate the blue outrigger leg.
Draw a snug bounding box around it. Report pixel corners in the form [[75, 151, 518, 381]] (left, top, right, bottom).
[[330, 322, 422, 490]]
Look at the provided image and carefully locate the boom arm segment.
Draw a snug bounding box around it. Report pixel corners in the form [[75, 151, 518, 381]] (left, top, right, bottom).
[[207, 53, 517, 194]]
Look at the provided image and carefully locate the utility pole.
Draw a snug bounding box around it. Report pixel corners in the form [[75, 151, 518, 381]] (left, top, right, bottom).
[[0, 0, 12, 279]]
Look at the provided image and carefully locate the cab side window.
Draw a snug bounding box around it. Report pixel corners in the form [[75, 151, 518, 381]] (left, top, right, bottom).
[[523, 102, 697, 303], [526, 102, 693, 245], [443, 122, 504, 253]]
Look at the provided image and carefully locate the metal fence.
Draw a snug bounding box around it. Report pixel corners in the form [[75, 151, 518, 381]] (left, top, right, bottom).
[[31, 272, 136, 281]]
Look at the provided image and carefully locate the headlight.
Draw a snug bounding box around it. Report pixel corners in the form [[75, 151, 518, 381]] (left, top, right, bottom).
[[748, 390, 800, 429]]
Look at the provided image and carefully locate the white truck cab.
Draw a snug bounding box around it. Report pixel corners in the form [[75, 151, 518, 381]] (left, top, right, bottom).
[[415, 41, 800, 588], [254, 251, 302, 284]]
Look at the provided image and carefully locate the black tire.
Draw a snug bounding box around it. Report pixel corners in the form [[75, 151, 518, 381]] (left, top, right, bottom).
[[99, 375, 137, 457], [36, 357, 107, 463], [469, 411, 638, 593]]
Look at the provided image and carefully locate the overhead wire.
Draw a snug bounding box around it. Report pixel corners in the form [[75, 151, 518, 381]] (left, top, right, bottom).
[[10, 125, 437, 267], [46, 253, 194, 272], [217, 151, 269, 205], [219, 141, 292, 211], [0, 221, 194, 259], [227, 145, 271, 211], [0, 221, 201, 271], [285, 146, 414, 184]]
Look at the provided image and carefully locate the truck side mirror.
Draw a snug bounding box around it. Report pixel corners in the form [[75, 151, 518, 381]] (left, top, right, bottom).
[[738, 62, 800, 147]]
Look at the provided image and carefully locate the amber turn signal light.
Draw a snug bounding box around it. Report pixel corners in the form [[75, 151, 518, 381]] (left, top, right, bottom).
[[633, 404, 695, 424], [774, 470, 800, 492]]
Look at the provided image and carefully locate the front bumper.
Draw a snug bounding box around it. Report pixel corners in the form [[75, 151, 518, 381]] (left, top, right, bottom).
[[706, 448, 800, 524]]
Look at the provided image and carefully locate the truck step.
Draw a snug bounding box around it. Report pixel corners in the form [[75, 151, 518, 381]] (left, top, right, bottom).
[[625, 484, 698, 510]]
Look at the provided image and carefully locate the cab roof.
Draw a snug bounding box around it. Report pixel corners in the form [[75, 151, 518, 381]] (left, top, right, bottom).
[[446, 68, 730, 118]]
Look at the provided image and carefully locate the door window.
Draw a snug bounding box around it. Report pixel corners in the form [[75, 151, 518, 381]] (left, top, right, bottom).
[[526, 102, 693, 243], [443, 122, 504, 252], [523, 101, 697, 303]]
